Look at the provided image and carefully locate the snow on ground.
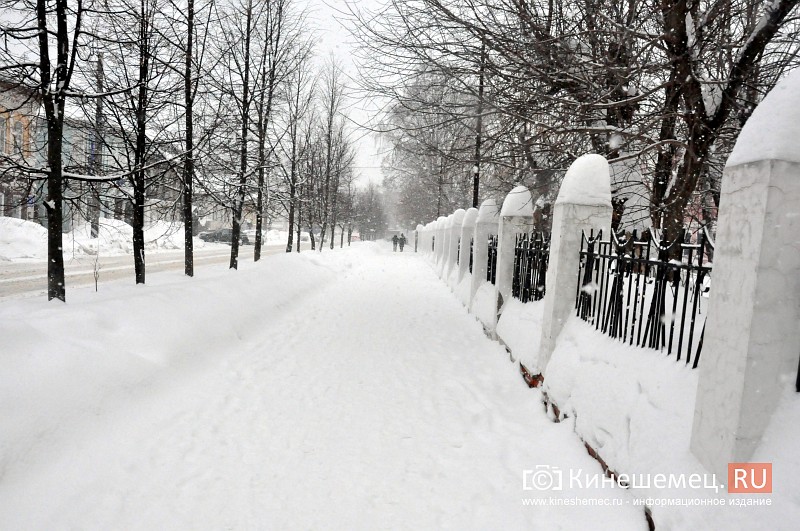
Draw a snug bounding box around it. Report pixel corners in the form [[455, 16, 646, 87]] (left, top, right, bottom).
[[0, 217, 214, 262], [455, 273, 471, 307], [0, 243, 646, 530], [496, 298, 544, 370], [472, 280, 497, 328], [0, 217, 47, 260], [544, 317, 800, 530]]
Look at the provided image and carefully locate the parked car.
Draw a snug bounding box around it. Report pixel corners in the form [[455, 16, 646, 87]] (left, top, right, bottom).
[[199, 228, 250, 245], [243, 229, 267, 244], [198, 230, 215, 242]]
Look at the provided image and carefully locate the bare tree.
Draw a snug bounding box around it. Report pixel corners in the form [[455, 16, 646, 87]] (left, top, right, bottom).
[[0, 0, 125, 300]]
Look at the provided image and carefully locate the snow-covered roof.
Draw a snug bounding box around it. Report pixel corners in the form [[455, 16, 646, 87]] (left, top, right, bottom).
[[500, 185, 533, 217], [462, 207, 478, 228], [556, 154, 611, 207], [727, 68, 800, 166]]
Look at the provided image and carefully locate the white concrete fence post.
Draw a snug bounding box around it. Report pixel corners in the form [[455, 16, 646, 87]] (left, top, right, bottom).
[[438, 214, 454, 278], [539, 154, 613, 374], [470, 199, 500, 311], [457, 208, 479, 285], [690, 71, 800, 481], [445, 209, 466, 286], [424, 222, 433, 257], [495, 186, 535, 315], [435, 216, 446, 266]]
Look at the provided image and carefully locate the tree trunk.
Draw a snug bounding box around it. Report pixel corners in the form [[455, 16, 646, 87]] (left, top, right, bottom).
[[254, 169, 265, 261], [132, 0, 150, 285], [286, 183, 295, 253], [183, 0, 195, 276], [45, 120, 66, 301], [295, 186, 302, 253], [38, 0, 69, 301], [650, 75, 681, 229], [90, 54, 104, 238], [286, 145, 296, 253], [230, 0, 254, 270]]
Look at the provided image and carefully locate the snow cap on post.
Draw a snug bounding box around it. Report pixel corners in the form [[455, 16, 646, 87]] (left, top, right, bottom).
[[462, 207, 479, 228], [445, 213, 455, 228], [476, 198, 500, 223], [556, 154, 612, 207], [727, 68, 800, 166], [416, 224, 424, 232], [448, 209, 466, 227], [500, 185, 534, 217]]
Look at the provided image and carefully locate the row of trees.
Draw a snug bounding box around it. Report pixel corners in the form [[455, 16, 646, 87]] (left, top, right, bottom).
[[0, 0, 384, 301], [348, 0, 800, 241]]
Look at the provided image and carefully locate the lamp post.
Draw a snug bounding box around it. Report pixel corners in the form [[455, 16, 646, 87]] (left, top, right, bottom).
[[472, 164, 479, 208]]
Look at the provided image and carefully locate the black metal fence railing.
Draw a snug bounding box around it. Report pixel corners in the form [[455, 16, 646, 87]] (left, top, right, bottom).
[[431, 235, 435, 252], [575, 229, 712, 368], [456, 237, 461, 265], [512, 232, 550, 302], [487, 235, 498, 284], [469, 238, 474, 274]]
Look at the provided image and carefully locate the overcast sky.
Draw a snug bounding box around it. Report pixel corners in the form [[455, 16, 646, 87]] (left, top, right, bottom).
[[304, 0, 387, 187]]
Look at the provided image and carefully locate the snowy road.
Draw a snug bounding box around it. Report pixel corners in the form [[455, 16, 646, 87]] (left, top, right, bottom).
[[0, 244, 646, 529], [0, 244, 284, 300]]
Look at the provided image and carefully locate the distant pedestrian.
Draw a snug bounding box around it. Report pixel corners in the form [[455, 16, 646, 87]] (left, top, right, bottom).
[[392, 234, 399, 251], [399, 233, 406, 252]]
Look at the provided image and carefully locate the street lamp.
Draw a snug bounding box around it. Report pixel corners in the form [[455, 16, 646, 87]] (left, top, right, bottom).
[[472, 164, 479, 208]]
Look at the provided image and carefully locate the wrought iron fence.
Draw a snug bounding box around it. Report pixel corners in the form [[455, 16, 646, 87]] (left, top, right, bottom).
[[575, 229, 712, 368], [456, 237, 461, 265], [512, 232, 550, 302], [469, 238, 474, 274], [487, 235, 498, 284]]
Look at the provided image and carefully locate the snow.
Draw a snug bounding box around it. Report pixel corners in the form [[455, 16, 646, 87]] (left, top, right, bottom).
[[701, 83, 723, 118], [608, 133, 624, 151], [477, 198, 500, 222], [0, 217, 47, 261], [0, 244, 645, 529], [0, 217, 216, 262], [727, 68, 800, 166], [556, 154, 612, 207], [447, 208, 465, 227], [543, 316, 800, 529], [455, 272, 472, 306], [472, 280, 498, 328], [496, 298, 544, 370], [462, 207, 478, 227], [500, 185, 534, 217]]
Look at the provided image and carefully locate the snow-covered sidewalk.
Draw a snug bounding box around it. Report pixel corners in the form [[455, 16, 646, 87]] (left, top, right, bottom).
[[0, 243, 645, 530]]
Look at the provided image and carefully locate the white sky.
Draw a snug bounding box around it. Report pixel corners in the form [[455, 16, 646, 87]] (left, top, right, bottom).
[[304, 0, 387, 187]]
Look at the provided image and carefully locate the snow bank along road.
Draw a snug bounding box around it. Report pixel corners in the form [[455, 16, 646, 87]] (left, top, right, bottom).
[[0, 243, 646, 529], [0, 244, 284, 300]]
